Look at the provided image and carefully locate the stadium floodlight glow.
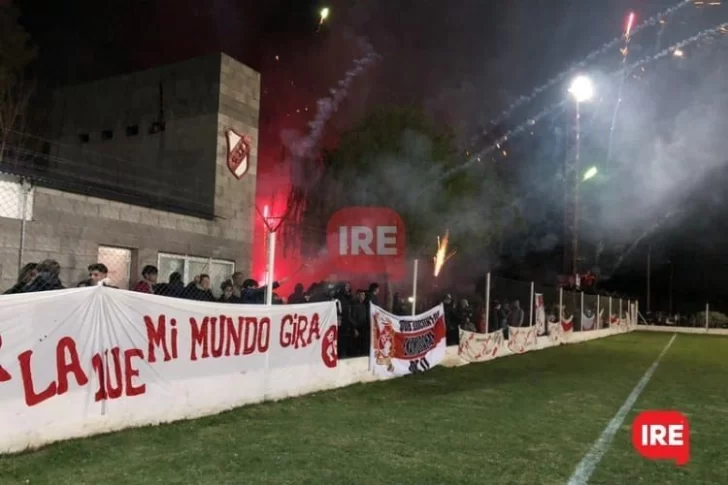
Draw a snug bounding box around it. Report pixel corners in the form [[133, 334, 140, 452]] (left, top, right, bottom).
[[583, 166, 598, 181], [568, 75, 594, 103]]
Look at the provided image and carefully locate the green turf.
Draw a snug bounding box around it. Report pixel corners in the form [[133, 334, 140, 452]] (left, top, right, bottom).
[[0, 332, 726, 484]]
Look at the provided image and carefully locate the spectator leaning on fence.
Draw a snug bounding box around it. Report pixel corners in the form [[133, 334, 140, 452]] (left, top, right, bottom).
[[3, 263, 38, 295], [133, 265, 158, 293], [88, 263, 117, 288], [23, 259, 64, 293]]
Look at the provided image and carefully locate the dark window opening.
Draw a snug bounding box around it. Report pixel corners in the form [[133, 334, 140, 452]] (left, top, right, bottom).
[[78, 133, 90, 143], [126, 125, 139, 136], [101, 129, 113, 140]]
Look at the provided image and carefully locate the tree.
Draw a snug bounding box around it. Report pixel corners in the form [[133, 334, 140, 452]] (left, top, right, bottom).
[[295, 106, 513, 260], [0, 4, 37, 162]]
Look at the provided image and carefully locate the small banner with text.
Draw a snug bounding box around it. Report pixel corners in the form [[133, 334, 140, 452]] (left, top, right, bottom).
[[370, 304, 446, 377]]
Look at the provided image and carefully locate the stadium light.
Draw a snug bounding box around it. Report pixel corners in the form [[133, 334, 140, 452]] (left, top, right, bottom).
[[568, 75, 594, 103], [583, 166, 598, 181]]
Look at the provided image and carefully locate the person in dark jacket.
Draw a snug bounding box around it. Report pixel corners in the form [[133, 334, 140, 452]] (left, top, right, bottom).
[[366, 283, 380, 310], [241, 279, 282, 304], [23, 259, 64, 293], [155, 272, 186, 298], [183, 274, 215, 301], [4, 262, 38, 294], [218, 280, 239, 303], [350, 289, 369, 356], [443, 294, 460, 345], [288, 283, 306, 304]]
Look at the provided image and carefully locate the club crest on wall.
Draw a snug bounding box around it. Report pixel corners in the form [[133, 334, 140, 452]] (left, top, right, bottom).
[[225, 129, 251, 179]]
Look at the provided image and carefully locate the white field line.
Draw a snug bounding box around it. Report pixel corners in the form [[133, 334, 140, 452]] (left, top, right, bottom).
[[566, 333, 678, 485]]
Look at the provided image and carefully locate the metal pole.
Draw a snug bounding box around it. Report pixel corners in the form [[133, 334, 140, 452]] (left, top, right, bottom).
[[646, 244, 651, 313], [609, 297, 612, 326], [411, 259, 418, 316], [485, 272, 491, 332], [529, 281, 534, 327], [705, 302, 710, 329], [265, 230, 276, 306], [18, 181, 29, 274], [619, 298, 623, 323], [596, 294, 601, 329], [668, 262, 674, 315], [572, 101, 581, 277], [580, 291, 584, 331], [559, 287, 564, 323]]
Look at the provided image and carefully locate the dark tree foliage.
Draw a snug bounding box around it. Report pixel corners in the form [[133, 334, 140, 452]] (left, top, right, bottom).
[[294, 106, 512, 258]]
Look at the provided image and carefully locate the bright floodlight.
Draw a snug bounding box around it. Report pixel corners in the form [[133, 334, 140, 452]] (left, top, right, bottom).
[[568, 75, 594, 103], [320, 7, 330, 20], [583, 166, 598, 181]]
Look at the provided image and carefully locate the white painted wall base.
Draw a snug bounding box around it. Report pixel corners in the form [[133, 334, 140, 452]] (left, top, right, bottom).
[[638, 325, 728, 336], [1, 326, 630, 454]]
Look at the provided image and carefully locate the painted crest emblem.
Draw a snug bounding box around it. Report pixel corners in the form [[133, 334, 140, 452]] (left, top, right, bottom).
[[373, 312, 395, 372], [225, 129, 251, 179]]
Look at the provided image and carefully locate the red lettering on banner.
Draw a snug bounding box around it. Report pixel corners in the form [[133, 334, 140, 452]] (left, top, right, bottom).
[[55, 337, 88, 395], [243, 317, 257, 355], [192, 315, 270, 360], [225, 317, 242, 356], [258, 317, 271, 353], [19, 349, 57, 407], [190, 317, 210, 360], [209, 317, 225, 358], [280, 313, 322, 349], [0, 334, 12, 382], [144, 315, 175, 363], [124, 348, 146, 397], [92, 346, 147, 401]]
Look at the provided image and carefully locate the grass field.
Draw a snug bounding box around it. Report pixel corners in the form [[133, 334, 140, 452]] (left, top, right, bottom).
[[1, 332, 727, 484]]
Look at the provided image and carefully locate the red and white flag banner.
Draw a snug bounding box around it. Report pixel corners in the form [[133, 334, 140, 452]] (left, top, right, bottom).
[[458, 328, 504, 362], [507, 326, 537, 354], [535, 294, 546, 336], [370, 304, 446, 377], [0, 287, 337, 453]]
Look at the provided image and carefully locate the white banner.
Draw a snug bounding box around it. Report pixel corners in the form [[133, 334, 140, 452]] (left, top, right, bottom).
[[459, 328, 504, 362], [0, 287, 337, 453], [535, 294, 546, 336], [370, 304, 446, 377], [506, 326, 537, 354]]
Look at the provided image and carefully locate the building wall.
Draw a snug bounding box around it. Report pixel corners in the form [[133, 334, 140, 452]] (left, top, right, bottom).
[[0, 53, 260, 291]]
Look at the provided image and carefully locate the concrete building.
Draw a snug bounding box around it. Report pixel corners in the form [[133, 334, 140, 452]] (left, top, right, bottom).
[[0, 53, 260, 293]]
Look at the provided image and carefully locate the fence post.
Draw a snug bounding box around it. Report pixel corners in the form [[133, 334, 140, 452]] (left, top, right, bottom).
[[18, 180, 30, 274], [411, 259, 419, 317], [705, 302, 710, 330], [596, 294, 600, 329], [529, 281, 535, 327], [580, 291, 584, 331], [265, 230, 276, 306], [484, 272, 491, 332], [559, 287, 564, 322], [619, 298, 623, 323], [609, 297, 612, 327]]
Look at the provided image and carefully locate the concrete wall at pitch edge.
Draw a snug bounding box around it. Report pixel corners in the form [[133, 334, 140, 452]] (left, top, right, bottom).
[[0, 53, 259, 290], [3, 325, 633, 454]]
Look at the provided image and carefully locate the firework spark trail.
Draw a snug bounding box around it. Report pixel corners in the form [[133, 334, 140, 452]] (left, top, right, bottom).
[[292, 38, 380, 160], [419, 22, 728, 199], [485, 0, 694, 130], [606, 12, 635, 166], [607, 211, 679, 278]]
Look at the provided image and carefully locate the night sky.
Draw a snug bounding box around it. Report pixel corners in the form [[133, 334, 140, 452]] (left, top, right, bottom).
[[12, 0, 728, 311]]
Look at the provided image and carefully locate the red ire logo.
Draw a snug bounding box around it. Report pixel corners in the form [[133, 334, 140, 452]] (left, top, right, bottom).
[[327, 207, 406, 278], [632, 410, 690, 466]]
